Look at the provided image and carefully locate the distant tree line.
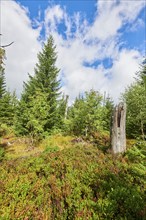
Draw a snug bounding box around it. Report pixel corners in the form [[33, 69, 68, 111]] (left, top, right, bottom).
[[0, 37, 145, 140]]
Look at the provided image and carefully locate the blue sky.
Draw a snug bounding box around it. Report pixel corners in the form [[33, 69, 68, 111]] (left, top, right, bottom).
[[16, 0, 97, 20], [16, 0, 145, 52], [1, 0, 146, 102]]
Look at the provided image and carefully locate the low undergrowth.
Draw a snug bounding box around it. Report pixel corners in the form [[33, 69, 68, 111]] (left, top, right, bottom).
[[0, 139, 146, 219], [0, 134, 75, 160]]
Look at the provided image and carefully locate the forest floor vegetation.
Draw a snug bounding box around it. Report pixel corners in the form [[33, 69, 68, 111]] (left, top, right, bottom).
[[0, 130, 145, 219]]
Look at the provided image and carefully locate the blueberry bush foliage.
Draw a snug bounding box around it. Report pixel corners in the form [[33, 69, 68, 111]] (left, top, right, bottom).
[[0, 140, 145, 219]]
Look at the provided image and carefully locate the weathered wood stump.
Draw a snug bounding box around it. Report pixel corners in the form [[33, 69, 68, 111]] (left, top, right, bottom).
[[111, 102, 126, 154]]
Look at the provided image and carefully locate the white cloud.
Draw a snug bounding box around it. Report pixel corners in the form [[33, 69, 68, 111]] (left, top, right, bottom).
[[44, 4, 64, 35], [128, 18, 145, 32], [87, 0, 145, 41], [106, 49, 142, 102], [44, 1, 144, 103], [1, 0, 145, 103], [1, 0, 41, 97]]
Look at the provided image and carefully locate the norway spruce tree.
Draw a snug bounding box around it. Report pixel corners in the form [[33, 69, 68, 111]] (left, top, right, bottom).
[[66, 90, 108, 136], [16, 36, 61, 137], [122, 61, 146, 139], [0, 48, 17, 131], [0, 48, 6, 98]]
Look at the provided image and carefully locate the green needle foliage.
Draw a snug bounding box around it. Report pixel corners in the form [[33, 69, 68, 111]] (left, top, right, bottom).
[[15, 36, 61, 137], [122, 62, 146, 139], [65, 90, 113, 137], [0, 48, 17, 131], [0, 91, 18, 126]]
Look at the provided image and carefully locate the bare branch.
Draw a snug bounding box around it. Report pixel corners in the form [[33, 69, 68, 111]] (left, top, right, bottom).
[[1, 41, 14, 48]]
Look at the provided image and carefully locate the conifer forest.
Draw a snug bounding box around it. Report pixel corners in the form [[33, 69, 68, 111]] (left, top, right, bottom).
[[0, 36, 146, 219]]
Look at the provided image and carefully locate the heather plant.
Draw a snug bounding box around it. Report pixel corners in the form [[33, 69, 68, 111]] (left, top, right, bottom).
[[0, 141, 145, 219]]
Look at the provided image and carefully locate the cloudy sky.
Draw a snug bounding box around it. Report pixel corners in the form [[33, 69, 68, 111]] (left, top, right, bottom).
[[1, 0, 146, 103]]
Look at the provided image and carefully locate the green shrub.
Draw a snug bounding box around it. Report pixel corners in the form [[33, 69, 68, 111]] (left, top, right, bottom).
[[0, 147, 4, 161], [0, 124, 10, 136], [0, 143, 145, 219], [44, 145, 60, 153]]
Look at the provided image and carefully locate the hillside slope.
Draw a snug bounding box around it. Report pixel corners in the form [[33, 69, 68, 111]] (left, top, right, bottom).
[[0, 139, 146, 220]]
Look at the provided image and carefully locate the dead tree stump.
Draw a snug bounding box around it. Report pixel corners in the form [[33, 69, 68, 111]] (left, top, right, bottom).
[[111, 102, 126, 154]]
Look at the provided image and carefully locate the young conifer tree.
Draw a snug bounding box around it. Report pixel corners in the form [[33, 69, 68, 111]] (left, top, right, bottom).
[[16, 36, 61, 136], [0, 48, 17, 128], [0, 48, 6, 98], [122, 61, 146, 139]]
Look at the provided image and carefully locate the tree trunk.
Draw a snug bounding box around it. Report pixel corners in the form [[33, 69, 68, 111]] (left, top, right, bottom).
[[111, 102, 126, 154]]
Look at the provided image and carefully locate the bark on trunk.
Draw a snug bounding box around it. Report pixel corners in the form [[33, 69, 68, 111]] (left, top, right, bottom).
[[111, 102, 126, 154]]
